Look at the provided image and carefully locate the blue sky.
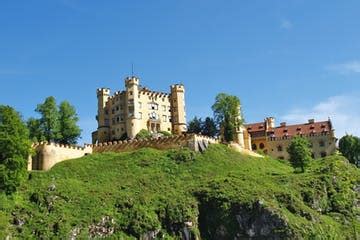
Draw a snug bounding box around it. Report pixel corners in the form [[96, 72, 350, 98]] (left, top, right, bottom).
[[1, 0, 359, 144]]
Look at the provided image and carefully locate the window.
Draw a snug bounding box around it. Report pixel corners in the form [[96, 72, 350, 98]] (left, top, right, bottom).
[[168, 128, 171, 131], [319, 140, 325, 147], [112, 118, 115, 124], [105, 119, 109, 125], [138, 102, 142, 109], [279, 156, 285, 160], [148, 102, 158, 110], [162, 115, 167, 122], [321, 152, 327, 158], [252, 144, 257, 150], [116, 117, 120, 123], [129, 91, 133, 95], [162, 105, 166, 111], [112, 109, 115, 114], [259, 143, 265, 149], [150, 112, 158, 120], [116, 106, 119, 111], [138, 112, 142, 119], [277, 145, 283, 152]]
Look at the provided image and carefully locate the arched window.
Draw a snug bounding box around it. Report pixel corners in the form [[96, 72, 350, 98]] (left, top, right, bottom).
[[259, 143, 265, 149], [279, 156, 284, 160], [277, 145, 283, 152], [319, 140, 325, 147], [252, 144, 257, 150]]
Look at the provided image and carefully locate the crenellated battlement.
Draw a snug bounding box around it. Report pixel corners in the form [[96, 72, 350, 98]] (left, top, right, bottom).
[[29, 142, 93, 171], [28, 134, 218, 171]]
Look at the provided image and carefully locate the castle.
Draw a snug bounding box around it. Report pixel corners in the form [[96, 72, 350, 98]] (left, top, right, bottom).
[[245, 118, 337, 160], [92, 76, 187, 143]]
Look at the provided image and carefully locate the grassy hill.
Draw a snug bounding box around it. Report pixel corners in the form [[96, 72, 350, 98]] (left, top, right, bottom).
[[1, 144, 359, 239]]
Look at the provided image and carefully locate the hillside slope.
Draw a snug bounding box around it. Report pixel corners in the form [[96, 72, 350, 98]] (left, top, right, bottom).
[[1, 145, 359, 239]]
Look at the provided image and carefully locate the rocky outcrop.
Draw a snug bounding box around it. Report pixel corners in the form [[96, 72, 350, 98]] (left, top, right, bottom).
[[198, 199, 292, 240]]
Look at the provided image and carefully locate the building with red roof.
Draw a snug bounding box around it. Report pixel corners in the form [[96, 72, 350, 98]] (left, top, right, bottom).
[[244, 117, 337, 159]]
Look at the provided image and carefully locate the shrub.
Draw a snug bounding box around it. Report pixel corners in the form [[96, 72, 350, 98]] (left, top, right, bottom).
[[167, 148, 195, 163], [136, 129, 152, 140]]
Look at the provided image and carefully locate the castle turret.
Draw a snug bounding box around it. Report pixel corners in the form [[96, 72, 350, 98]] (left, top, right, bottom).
[[96, 88, 110, 143], [125, 76, 140, 139], [170, 84, 187, 134]]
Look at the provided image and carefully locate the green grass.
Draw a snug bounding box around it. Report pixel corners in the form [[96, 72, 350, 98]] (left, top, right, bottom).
[[0, 144, 359, 239]]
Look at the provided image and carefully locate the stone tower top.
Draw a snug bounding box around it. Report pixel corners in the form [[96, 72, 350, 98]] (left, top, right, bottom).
[[96, 88, 110, 96], [125, 76, 140, 87]]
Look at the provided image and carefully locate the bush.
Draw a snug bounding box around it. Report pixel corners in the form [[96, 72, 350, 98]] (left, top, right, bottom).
[[287, 136, 312, 173], [167, 148, 195, 163], [136, 129, 152, 140], [158, 131, 172, 137]]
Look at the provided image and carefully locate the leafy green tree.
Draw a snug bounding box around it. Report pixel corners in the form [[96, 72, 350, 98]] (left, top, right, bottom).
[[187, 117, 202, 134], [136, 129, 152, 139], [0, 105, 32, 194], [201, 117, 217, 137], [339, 134, 360, 166], [27, 117, 45, 142], [58, 101, 81, 144], [211, 93, 242, 142], [287, 136, 312, 172], [35, 96, 61, 142]]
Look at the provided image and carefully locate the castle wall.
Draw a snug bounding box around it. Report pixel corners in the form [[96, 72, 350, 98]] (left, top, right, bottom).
[[29, 142, 92, 171], [29, 134, 218, 171], [91, 134, 218, 154]]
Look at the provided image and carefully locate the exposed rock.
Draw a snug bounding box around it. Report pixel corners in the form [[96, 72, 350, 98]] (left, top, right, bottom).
[[48, 183, 56, 191], [140, 229, 160, 240], [69, 227, 81, 240], [88, 216, 115, 238]]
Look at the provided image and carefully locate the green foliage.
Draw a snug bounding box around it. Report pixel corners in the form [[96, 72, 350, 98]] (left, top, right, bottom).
[[0, 105, 32, 194], [167, 148, 196, 163], [201, 117, 217, 137], [158, 130, 172, 137], [187, 117, 202, 134], [339, 134, 360, 166], [0, 145, 359, 238], [29, 97, 81, 144], [35, 96, 61, 142], [188, 117, 218, 137], [135, 129, 152, 139], [211, 93, 243, 142], [287, 136, 312, 172], [27, 117, 45, 142], [58, 101, 81, 144]]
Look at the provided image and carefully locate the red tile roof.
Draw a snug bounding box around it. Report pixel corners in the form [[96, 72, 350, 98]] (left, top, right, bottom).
[[245, 120, 332, 138]]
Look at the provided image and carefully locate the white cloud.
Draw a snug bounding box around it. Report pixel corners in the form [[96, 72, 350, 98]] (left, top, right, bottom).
[[281, 95, 360, 138], [280, 19, 293, 30], [326, 60, 360, 74]]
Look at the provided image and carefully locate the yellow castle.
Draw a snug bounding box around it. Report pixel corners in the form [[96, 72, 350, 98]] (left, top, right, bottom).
[[92, 76, 187, 143]]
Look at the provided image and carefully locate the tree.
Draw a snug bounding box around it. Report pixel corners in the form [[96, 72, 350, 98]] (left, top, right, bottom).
[[201, 117, 217, 137], [58, 101, 81, 144], [339, 134, 360, 166], [211, 93, 242, 142], [35, 96, 61, 142], [187, 117, 203, 134], [27, 117, 45, 142], [287, 136, 312, 172], [0, 105, 32, 194]]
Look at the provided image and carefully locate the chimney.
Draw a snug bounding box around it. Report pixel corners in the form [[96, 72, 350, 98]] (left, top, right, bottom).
[[280, 122, 286, 127], [265, 117, 275, 130], [308, 119, 315, 124]]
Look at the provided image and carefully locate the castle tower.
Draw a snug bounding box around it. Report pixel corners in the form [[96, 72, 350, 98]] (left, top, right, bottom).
[[96, 88, 111, 143], [170, 84, 187, 135], [125, 76, 140, 139]]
